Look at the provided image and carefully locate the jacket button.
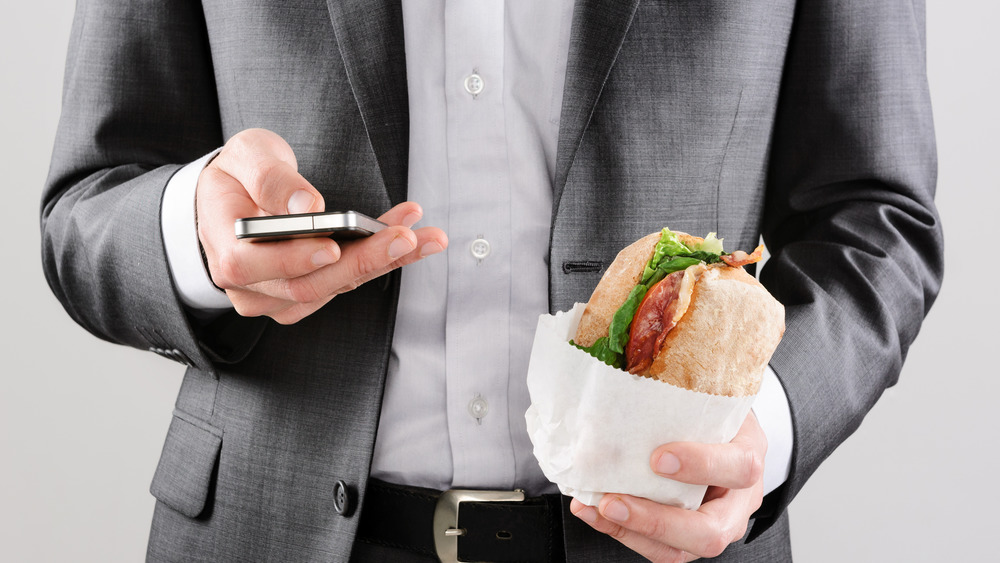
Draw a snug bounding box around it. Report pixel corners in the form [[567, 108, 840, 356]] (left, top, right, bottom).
[[333, 480, 353, 516]]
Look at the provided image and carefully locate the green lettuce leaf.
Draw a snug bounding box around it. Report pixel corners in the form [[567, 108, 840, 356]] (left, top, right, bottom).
[[653, 256, 704, 280], [671, 251, 723, 264], [608, 285, 648, 354], [570, 337, 622, 369], [655, 227, 693, 257], [641, 228, 692, 284], [695, 232, 724, 254]]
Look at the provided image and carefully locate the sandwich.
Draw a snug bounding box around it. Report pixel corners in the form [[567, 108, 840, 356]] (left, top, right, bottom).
[[572, 228, 784, 397]]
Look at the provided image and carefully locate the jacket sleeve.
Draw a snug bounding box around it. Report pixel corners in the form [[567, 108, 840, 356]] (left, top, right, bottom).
[[40, 0, 263, 371], [751, 0, 943, 537]]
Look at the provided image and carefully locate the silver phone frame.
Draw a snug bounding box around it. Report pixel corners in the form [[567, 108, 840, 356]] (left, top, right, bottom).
[[235, 211, 386, 242]]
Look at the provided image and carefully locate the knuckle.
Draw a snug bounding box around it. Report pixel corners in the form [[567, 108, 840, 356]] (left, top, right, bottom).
[[242, 127, 271, 142], [733, 521, 750, 543], [697, 520, 730, 558], [196, 214, 213, 246], [275, 252, 299, 280], [243, 128, 296, 165], [347, 247, 387, 284], [226, 130, 251, 154], [353, 245, 383, 276], [607, 524, 628, 541], [226, 130, 261, 164], [642, 514, 670, 543], [336, 279, 363, 295], [234, 128, 258, 143], [231, 298, 265, 319], [702, 537, 729, 559], [649, 549, 686, 563], [212, 255, 239, 288], [216, 248, 249, 288], [742, 446, 764, 487], [209, 268, 231, 291], [247, 158, 283, 196], [286, 277, 323, 304], [701, 446, 718, 477], [197, 166, 227, 194], [270, 310, 302, 326]]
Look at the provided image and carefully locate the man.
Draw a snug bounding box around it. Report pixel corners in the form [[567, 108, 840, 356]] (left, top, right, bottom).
[[41, 0, 941, 561]]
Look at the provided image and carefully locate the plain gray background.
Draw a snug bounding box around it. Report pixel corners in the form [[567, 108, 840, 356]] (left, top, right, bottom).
[[2, 2, 996, 561]]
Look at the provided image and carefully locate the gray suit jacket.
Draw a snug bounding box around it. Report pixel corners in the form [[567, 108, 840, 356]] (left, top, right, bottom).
[[41, 0, 941, 561]]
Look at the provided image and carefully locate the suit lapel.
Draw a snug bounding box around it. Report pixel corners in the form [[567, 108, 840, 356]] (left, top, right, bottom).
[[325, 0, 409, 206], [324, 0, 638, 213], [554, 0, 640, 212]]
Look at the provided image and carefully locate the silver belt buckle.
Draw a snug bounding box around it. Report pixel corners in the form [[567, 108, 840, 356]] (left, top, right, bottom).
[[432, 488, 526, 563]]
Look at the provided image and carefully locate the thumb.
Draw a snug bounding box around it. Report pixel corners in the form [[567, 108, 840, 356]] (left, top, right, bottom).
[[213, 128, 325, 216]]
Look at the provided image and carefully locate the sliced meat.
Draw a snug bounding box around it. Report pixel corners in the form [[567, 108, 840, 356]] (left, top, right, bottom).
[[625, 264, 705, 374], [720, 244, 764, 268]]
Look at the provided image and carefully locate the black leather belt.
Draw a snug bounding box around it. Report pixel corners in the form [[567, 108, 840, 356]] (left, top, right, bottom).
[[357, 479, 565, 563]]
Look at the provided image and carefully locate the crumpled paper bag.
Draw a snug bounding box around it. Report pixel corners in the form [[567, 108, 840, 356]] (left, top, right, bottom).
[[525, 303, 756, 509]]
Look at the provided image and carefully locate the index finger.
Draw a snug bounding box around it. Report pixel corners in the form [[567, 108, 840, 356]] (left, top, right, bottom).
[[377, 201, 425, 229]]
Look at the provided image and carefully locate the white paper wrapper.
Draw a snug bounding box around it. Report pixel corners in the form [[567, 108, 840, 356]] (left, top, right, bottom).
[[525, 303, 756, 510]]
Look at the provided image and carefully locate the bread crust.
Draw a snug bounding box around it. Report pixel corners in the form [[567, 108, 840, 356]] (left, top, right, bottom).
[[574, 232, 785, 397], [574, 232, 662, 349]]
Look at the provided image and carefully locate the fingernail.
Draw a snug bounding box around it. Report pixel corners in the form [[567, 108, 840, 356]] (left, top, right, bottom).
[[655, 452, 681, 475], [287, 190, 316, 214], [402, 212, 422, 228], [602, 499, 629, 523], [573, 506, 598, 524], [419, 241, 444, 257], [388, 236, 415, 259], [311, 248, 337, 267]]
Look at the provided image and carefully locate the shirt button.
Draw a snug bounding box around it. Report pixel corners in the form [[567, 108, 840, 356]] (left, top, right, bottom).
[[468, 395, 489, 424], [464, 73, 484, 97], [470, 238, 491, 261]]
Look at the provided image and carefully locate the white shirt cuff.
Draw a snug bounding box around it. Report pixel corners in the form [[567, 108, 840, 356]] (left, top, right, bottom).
[[161, 149, 234, 312], [753, 365, 793, 496]]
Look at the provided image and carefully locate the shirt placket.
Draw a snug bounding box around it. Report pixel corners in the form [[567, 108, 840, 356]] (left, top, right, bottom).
[[443, 0, 515, 488]]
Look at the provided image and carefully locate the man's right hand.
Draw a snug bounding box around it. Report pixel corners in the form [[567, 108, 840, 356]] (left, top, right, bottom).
[[196, 128, 448, 324]]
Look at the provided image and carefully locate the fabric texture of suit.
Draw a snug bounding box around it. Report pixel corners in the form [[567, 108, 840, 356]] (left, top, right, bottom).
[[41, 0, 942, 561]]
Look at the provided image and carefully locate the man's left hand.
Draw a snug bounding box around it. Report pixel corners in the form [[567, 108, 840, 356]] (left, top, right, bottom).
[[570, 412, 766, 562]]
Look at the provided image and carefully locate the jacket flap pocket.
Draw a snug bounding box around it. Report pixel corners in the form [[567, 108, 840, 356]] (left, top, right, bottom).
[[149, 409, 222, 518]]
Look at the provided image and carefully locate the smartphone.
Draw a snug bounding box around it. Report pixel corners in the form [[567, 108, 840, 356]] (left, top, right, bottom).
[[235, 211, 387, 242]]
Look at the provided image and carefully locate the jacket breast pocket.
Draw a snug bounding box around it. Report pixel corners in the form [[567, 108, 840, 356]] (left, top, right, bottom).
[[149, 409, 223, 518]]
